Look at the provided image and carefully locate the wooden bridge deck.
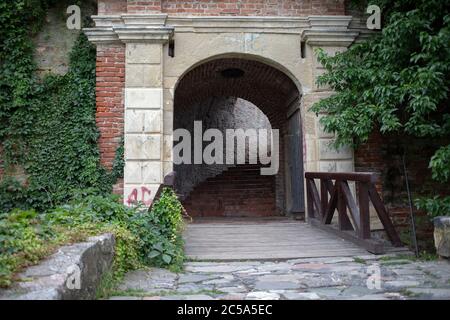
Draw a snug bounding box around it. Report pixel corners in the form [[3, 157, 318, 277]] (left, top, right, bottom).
[[184, 218, 375, 261]]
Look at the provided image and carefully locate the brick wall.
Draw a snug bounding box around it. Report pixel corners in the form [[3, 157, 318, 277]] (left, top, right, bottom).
[[98, 0, 127, 14], [355, 132, 448, 250], [126, 0, 346, 16], [96, 43, 126, 194]]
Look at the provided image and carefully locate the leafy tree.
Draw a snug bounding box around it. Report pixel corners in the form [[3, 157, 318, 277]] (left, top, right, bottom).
[[311, 0, 450, 216]]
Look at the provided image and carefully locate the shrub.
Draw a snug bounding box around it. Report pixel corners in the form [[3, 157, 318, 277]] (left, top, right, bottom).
[[132, 188, 184, 270], [0, 189, 185, 288], [415, 196, 450, 218]]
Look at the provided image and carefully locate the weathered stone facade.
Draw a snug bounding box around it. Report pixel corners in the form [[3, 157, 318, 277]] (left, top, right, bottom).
[[85, 0, 368, 213]]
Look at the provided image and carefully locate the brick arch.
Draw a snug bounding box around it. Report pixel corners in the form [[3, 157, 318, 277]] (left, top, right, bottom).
[[174, 57, 300, 129]]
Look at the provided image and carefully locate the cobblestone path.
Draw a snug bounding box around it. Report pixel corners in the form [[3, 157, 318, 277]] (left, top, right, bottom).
[[110, 254, 450, 300]]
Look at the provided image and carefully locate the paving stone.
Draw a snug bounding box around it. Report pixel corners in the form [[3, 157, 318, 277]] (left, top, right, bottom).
[[217, 293, 247, 300], [246, 291, 281, 300], [384, 280, 422, 289], [176, 283, 215, 293], [217, 286, 247, 293], [114, 254, 450, 301], [254, 281, 300, 290], [258, 274, 307, 282], [282, 292, 321, 300], [118, 269, 177, 292], [109, 296, 142, 300], [340, 286, 382, 297], [178, 274, 219, 284], [161, 294, 214, 300], [408, 288, 450, 299], [256, 262, 292, 272], [392, 268, 424, 276], [344, 294, 390, 300]]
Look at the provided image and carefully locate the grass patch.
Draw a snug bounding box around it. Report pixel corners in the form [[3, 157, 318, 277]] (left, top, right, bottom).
[[379, 252, 439, 264], [353, 257, 367, 264], [399, 288, 421, 298], [107, 288, 226, 299]]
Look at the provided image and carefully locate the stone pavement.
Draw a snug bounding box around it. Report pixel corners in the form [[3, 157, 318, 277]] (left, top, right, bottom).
[[109, 254, 450, 300]]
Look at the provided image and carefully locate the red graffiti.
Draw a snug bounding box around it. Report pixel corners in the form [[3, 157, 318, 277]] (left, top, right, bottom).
[[126, 187, 152, 206]]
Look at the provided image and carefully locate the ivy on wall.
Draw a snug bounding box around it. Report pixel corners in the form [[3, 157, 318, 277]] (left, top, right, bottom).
[[0, 1, 124, 212]]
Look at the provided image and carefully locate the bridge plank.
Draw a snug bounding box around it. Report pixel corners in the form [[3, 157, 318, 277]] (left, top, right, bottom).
[[183, 218, 369, 261]]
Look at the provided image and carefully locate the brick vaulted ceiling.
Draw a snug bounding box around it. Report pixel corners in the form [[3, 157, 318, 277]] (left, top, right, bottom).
[[174, 58, 300, 129]]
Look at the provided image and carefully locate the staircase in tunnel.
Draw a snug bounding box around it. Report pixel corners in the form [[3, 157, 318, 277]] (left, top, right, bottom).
[[182, 164, 277, 217]]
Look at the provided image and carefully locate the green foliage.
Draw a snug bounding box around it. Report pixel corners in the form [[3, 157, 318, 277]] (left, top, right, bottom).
[[0, 1, 183, 291], [429, 145, 450, 183], [111, 136, 125, 180], [312, 0, 449, 146], [311, 0, 450, 217], [415, 196, 450, 218], [0, 1, 124, 211], [136, 188, 184, 270], [0, 190, 185, 288]]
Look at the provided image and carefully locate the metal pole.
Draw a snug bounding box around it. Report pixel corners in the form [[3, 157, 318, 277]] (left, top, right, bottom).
[[402, 154, 419, 257]]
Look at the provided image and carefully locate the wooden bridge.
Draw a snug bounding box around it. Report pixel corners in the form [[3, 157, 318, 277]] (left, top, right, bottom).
[[160, 171, 406, 261]]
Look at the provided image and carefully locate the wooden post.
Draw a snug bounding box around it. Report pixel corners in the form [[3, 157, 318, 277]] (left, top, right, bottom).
[[358, 182, 371, 239], [306, 178, 314, 219], [321, 179, 328, 220], [337, 181, 353, 230]]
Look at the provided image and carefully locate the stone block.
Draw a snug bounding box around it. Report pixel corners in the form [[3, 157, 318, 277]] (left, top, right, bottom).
[[126, 64, 162, 88], [163, 134, 173, 161], [125, 88, 163, 109], [144, 110, 162, 133], [319, 161, 336, 172], [126, 43, 161, 64], [336, 160, 354, 172], [163, 161, 173, 176], [434, 217, 450, 258], [163, 88, 174, 111], [163, 110, 173, 134], [125, 110, 145, 133], [125, 134, 161, 160], [124, 161, 142, 183], [0, 234, 115, 300], [125, 110, 161, 133], [319, 139, 352, 160], [142, 161, 162, 184]]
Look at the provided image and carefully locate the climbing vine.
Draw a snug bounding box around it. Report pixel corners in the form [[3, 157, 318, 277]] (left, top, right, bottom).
[[0, 1, 124, 212]]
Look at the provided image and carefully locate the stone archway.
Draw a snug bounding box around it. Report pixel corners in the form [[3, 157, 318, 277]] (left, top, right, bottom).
[[173, 57, 303, 216], [84, 12, 361, 211]]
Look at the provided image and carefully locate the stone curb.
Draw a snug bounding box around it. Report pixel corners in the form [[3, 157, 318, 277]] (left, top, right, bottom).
[[0, 233, 115, 300]]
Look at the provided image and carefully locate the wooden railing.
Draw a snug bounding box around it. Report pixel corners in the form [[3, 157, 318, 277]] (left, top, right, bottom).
[[305, 172, 402, 253]]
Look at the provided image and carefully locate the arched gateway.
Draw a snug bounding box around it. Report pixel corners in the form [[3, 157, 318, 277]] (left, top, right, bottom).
[[85, 1, 365, 216], [174, 56, 304, 216]]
